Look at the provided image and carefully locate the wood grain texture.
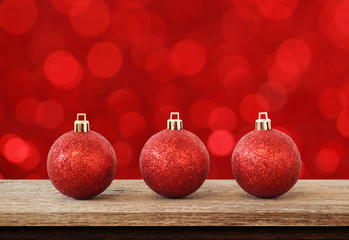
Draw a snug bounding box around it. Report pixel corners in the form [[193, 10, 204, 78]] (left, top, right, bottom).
[[0, 180, 348, 226]]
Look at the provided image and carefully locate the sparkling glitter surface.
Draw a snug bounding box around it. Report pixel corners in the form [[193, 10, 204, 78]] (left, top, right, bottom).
[[47, 131, 116, 199], [232, 129, 301, 198], [140, 129, 209, 198]]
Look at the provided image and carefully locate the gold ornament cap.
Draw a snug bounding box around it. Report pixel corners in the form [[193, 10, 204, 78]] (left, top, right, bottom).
[[167, 112, 183, 130], [255, 112, 271, 131], [74, 113, 90, 132]]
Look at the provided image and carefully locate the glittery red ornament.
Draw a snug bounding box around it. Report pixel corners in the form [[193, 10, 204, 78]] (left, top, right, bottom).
[[232, 112, 301, 198], [47, 114, 116, 199], [140, 112, 209, 198]]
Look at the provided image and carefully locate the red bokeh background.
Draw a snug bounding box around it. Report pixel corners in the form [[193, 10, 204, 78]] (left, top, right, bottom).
[[0, 0, 349, 179]]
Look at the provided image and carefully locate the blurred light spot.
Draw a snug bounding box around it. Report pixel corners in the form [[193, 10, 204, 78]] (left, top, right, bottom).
[[208, 107, 237, 131], [217, 55, 250, 79], [316, 148, 340, 173], [222, 68, 252, 90], [224, 74, 255, 96], [70, 0, 110, 37], [318, 1, 345, 41], [19, 143, 40, 170], [87, 41, 123, 78], [259, 16, 292, 42], [336, 110, 349, 137], [113, 141, 133, 167], [119, 112, 146, 138], [117, 0, 151, 10], [217, 55, 255, 96], [16, 97, 40, 126], [146, 48, 168, 71], [276, 39, 312, 75], [35, 100, 64, 130], [322, 140, 344, 158], [334, 0, 349, 36], [318, 89, 347, 118], [189, 98, 216, 128], [221, 8, 259, 45], [267, 62, 300, 92], [186, 67, 218, 92], [171, 39, 207, 76], [0, 0, 38, 34], [147, 11, 167, 37], [51, 0, 92, 16], [111, 8, 151, 44], [317, 0, 349, 50], [28, 31, 65, 64], [0, 134, 16, 150], [148, 48, 178, 83], [155, 85, 186, 107], [154, 105, 180, 130], [106, 89, 140, 117], [0, 173, 3, 179], [2, 135, 29, 164], [239, 94, 269, 122], [44, 50, 81, 90], [257, 81, 287, 112], [303, 62, 337, 94], [207, 130, 235, 157], [211, 42, 242, 68], [256, 0, 298, 20], [131, 34, 164, 69]]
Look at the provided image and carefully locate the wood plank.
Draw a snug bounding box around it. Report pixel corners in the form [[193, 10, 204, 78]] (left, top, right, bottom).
[[0, 180, 348, 226]]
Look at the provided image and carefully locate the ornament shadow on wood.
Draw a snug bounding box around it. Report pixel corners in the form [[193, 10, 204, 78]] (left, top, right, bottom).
[[232, 112, 302, 198], [47, 113, 117, 199]]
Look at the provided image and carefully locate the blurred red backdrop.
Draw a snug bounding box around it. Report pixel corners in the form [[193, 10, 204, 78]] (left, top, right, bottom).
[[0, 0, 348, 179]]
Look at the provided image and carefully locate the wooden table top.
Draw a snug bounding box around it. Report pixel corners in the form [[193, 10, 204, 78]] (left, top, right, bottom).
[[0, 180, 348, 226]]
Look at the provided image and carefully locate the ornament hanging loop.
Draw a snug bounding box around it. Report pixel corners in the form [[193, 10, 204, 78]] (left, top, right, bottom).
[[74, 113, 90, 132], [167, 112, 183, 130], [255, 112, 271, 131]]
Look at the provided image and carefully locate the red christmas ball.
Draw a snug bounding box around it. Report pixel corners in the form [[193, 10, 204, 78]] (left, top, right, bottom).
[[140, 113, 209, 198], [47, 114, 116, 199], [232, 113, 301, 198]]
